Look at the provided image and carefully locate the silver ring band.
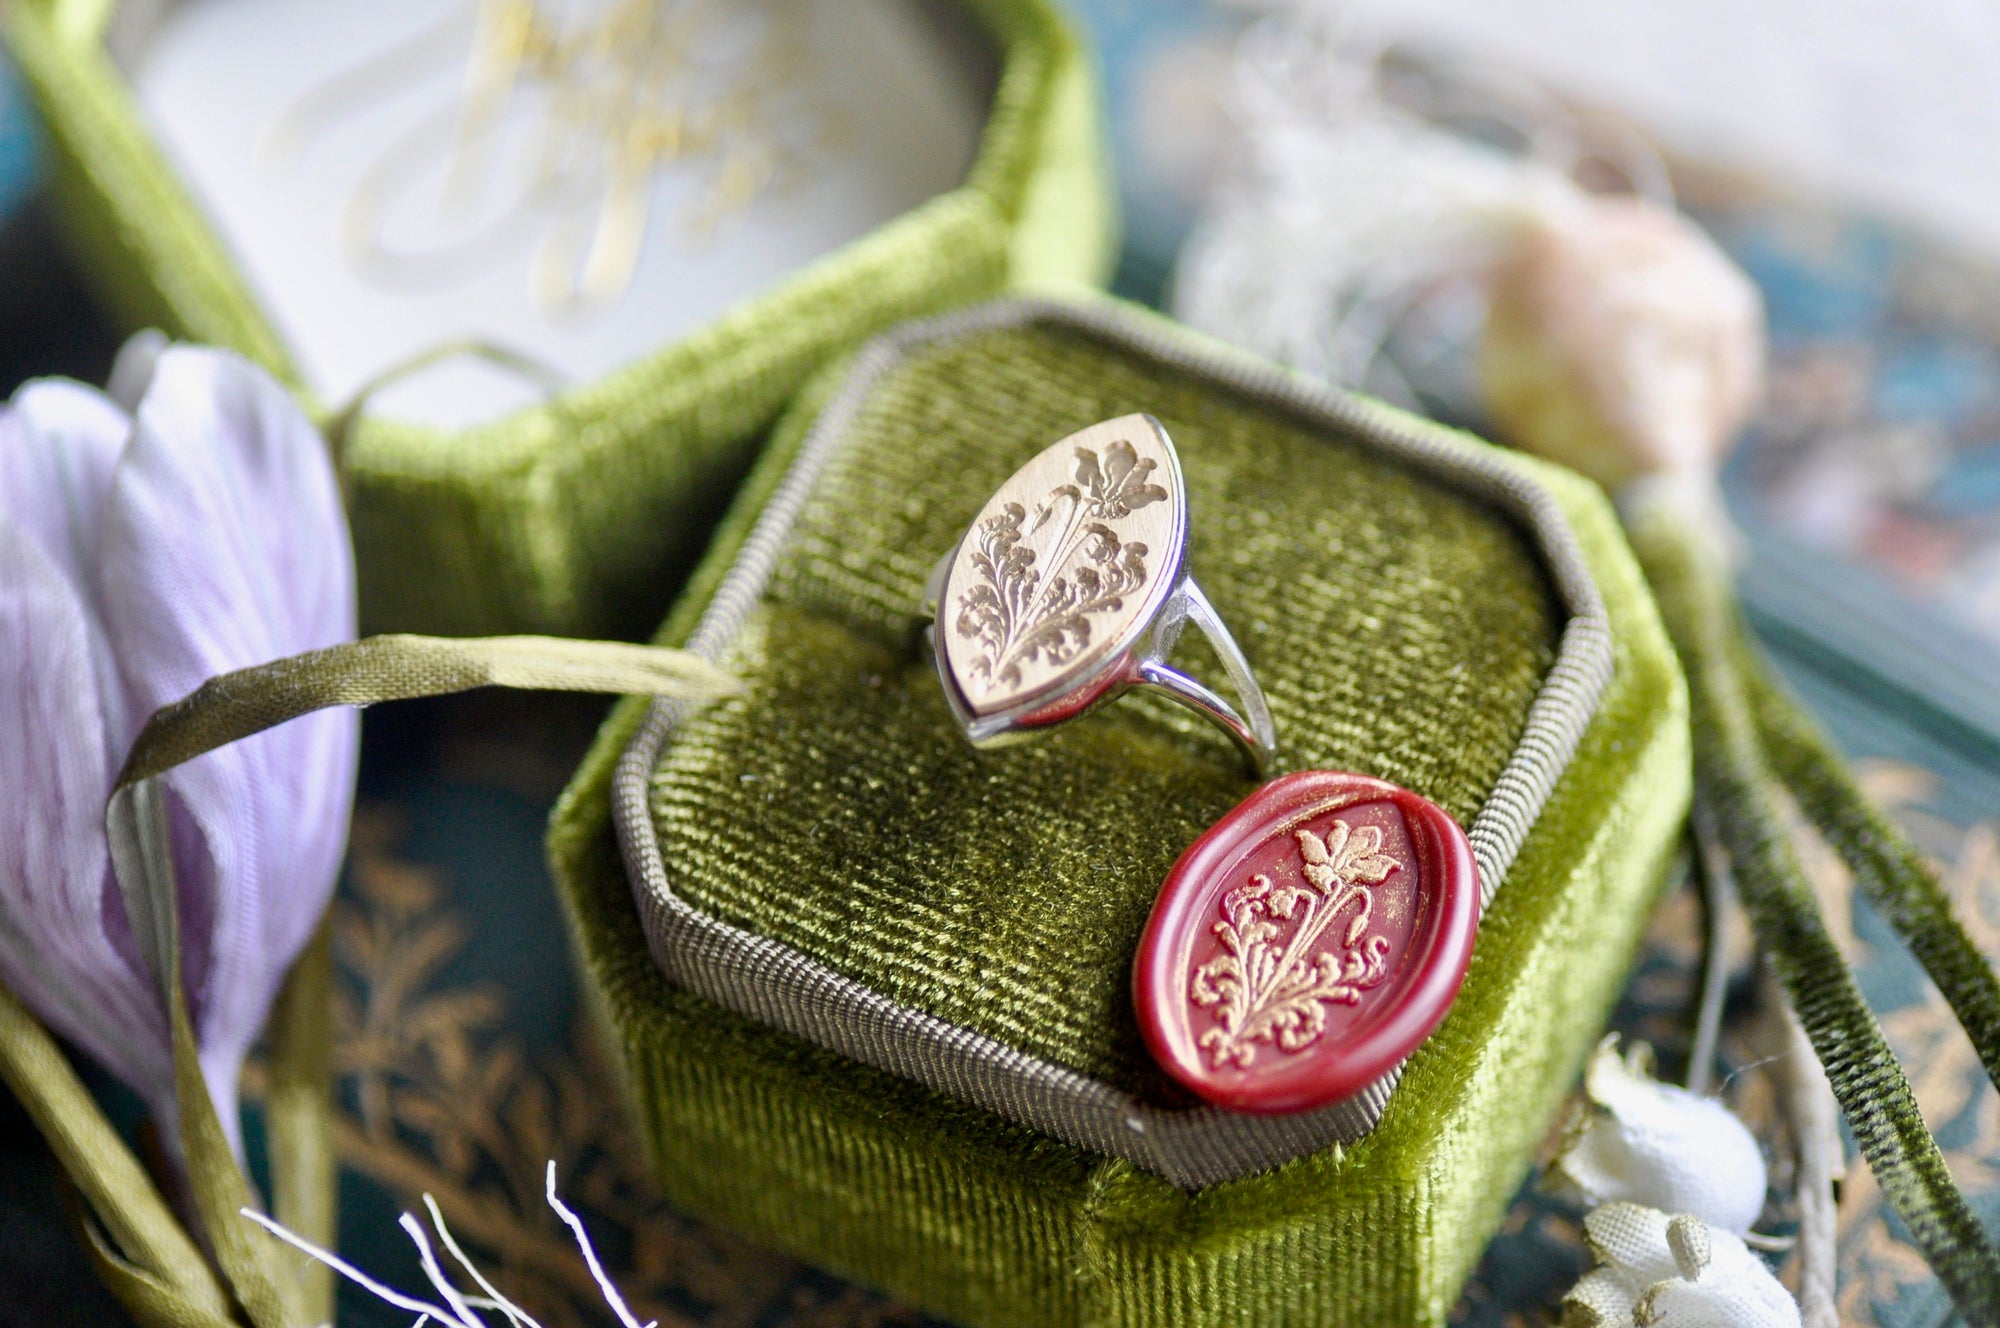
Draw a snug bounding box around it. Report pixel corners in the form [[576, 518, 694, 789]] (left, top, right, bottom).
[[926, 414, 1276, 775]]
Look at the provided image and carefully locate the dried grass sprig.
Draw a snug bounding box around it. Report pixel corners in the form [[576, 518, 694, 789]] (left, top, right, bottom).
[[242, 1163, 657, 1328]]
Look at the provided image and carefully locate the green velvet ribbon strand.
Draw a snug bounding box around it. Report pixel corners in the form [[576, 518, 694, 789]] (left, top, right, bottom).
[[262, 924, 337, 1320], [1742, 655, 2000, 1097], [1628, 492, 2000, 1327], [0, 633, 736, 1327]]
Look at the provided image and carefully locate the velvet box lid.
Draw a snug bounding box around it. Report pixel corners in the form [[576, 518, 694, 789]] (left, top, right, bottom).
[[548, 297, 1691, 1327], [3, 0, 1112, 637]]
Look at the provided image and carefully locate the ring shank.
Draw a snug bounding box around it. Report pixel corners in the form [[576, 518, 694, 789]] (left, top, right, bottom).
[[1135, 578, 1276, 777]]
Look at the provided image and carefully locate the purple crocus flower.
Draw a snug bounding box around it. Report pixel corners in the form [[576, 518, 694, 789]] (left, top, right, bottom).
[[0, 339, 357, 1150]]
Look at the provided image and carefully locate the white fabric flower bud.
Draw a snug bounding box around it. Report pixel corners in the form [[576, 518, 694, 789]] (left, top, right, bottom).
[[1548, 1036, 1768, 1235], [1565, 1203, 1801, 1328], [1482, 195, 1765, 493]]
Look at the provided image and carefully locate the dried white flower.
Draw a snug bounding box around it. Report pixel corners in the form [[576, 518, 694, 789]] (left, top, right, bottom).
[[1566, 1202, 1800, 1328], [1548, 1035, 1768, 1235], [1167, 8, 1582, 396], [1482, 194, 1766, 492]]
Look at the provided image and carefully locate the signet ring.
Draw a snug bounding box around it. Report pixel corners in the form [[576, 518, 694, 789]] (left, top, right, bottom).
[[925, 414, 1277, 776]]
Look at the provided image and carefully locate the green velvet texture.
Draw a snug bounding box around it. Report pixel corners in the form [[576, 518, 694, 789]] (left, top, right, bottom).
[[2, 0, 1114, 639], [547, 310, 1690, 1328], [650, 323, 1559, 1091]]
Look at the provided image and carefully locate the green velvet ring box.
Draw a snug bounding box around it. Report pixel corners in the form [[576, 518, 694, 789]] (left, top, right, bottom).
[[548, 298, 1689, 1327], [3, 0, 1110, 637]]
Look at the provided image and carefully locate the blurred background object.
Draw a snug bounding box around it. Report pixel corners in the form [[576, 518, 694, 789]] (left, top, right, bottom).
[[1091, 0, 2000, 278], [118, 0, 985, 426], [0, 52, 31, 210], [1083, 0, 2000, 761]]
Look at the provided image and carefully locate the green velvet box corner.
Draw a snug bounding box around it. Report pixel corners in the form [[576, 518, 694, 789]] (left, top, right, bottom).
[[2, 0, 1114, 638], [546, 298, 1690, 1328]]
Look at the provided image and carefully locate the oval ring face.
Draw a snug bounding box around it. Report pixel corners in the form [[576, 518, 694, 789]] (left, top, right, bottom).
[[938, 414, 1187, 720], [1133, 770, 1479, 1114]]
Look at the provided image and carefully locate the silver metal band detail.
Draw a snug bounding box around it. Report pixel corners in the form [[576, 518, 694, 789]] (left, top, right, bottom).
[[1135, 576, 1277, 777]]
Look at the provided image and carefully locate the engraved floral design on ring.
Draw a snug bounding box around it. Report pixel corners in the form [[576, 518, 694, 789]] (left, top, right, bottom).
[[953, 438, 1165, 696]]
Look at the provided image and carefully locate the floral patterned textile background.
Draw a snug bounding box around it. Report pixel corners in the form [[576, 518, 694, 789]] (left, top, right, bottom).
[[3, 4, 2000, 1324]]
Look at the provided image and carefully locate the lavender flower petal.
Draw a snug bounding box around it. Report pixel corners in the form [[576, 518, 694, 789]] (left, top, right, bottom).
[[97, 347, 357, 1134], [0, 381, 134, 771], [0, 379, 174, 1110], [104, 330, 169, 414], [0, 520, 171, 1107]]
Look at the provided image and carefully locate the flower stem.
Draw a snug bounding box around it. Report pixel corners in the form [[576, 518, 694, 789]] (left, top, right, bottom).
[[0, 982, 233, 1322], [264, 924, 337, 1323]]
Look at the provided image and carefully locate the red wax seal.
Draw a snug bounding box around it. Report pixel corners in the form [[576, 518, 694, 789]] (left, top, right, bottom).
[[1133, 771, 1478, 1113]]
